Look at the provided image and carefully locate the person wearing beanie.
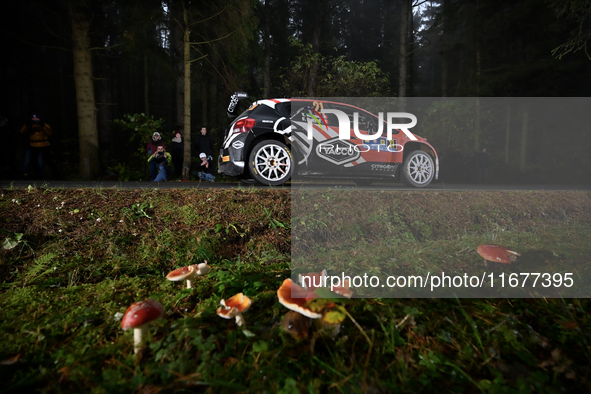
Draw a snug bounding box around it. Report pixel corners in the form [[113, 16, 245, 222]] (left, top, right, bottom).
[[197, 152, 215, 182]]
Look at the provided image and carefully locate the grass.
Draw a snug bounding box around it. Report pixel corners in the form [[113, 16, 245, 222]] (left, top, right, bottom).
[[0, 187, 590, 392]]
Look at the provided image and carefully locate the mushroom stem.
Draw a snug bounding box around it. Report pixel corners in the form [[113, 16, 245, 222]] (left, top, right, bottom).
[[133, 324, 148, 354], [186, 279, 193, 289], [235, 313, 246, 327]]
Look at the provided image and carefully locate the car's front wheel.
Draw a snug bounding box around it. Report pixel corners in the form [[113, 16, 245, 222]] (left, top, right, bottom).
[[401, 150, 435, 187], [248, 140, 293, 186]]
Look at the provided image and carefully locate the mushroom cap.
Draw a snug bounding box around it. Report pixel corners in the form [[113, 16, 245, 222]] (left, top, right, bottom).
[[166, 261, 210, 281], [166, 265, 196, 281], [277, 279, 322, 319], [298, 271, 327, 289], [217, 293, 252, 319], [476, 244, 520, 264], [331, 282, 353, 298], [298, 270, 353, 298], [121, 299, 164, 330]]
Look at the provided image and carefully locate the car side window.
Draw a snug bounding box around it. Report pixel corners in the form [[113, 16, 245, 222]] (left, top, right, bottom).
[[275, 102, 290, 118]]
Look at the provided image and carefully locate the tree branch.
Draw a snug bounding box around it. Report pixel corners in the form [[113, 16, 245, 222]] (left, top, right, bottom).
[[188, 31, 234, 46], [189, 5, 230, 26], [412, 0, 430, 8], [188, 53, 208, 63]]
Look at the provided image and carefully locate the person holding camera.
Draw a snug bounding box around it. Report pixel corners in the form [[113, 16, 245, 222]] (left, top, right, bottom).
[[147, 145, 172, 182], [147, 132, 166, 181], [197, 152, 215, 182]]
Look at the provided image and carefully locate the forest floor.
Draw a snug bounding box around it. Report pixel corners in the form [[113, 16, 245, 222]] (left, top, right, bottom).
[[0, 186, 590, 393]]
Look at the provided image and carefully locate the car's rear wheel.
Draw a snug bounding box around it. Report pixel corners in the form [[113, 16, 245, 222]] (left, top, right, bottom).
[[248, 140, 293, 186], [401, 150, 435, 188]]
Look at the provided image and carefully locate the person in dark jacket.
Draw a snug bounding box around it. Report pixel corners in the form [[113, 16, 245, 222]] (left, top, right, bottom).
[[170, 126, 184, 180], [146, 132, 166, 181], [19, 114, 60, 179], [193, 126, 213, 160]]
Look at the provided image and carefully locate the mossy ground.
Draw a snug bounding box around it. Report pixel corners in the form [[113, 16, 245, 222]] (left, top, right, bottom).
[[1, 187, 590, 393]]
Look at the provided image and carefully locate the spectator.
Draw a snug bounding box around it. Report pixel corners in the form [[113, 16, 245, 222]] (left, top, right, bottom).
[[170, 125, 184, 180], [147, 145, 172, 182], [19, 114, 60, 179], [193, 126, 214, 163], [197, 152, 215, 182], [147, 132, 165, 181], [479, 148, 489, 183]]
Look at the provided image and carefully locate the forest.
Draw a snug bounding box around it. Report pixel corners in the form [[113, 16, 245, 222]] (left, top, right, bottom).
[[1, 0, 590, 183]]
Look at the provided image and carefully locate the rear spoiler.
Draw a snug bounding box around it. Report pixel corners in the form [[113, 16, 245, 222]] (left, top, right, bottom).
[[227, 91, 249, 118]]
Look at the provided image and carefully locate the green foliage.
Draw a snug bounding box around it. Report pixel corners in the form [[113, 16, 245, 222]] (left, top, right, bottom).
[[549, 0, 591, 60], [107, 163, 133, 182], [319, 55, 390, 97], [123, 201, 153, 219], [0, 188, 590, 392], [113, 113, 165, 180], [279, 38, 390, 97]]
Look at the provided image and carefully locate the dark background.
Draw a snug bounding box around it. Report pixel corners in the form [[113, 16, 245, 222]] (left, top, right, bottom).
[[0, 0, 590, 183]]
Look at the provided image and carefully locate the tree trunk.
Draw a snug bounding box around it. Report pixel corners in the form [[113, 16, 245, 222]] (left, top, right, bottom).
[[263, 0, 272, 98], [473, 40, 481, 152], [182, 7, 191, 181], [96, 57, 113, 171], [144, 53, 150, 116], [519, 106, 528, 173], [70, 3, 99, 179], [398, 0, 409, 108], [441, 0, 449, 97], [505, 104, 510, 164], [308, 20, 321, 97], [171, 0, 185, 126], [407, 1, 414, 97]]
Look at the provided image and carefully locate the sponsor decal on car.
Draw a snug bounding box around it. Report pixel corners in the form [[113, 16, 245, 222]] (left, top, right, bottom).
[[371, 164, 398, 172], [316, 138, 361, 165]]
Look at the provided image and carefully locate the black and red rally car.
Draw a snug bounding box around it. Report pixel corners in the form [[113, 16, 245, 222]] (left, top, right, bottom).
[[218, 93, 439, 187]]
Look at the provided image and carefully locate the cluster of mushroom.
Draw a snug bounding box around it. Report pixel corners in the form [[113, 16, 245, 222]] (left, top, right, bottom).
[[120, 261, 211, 355], [120, 244, 523, 354]]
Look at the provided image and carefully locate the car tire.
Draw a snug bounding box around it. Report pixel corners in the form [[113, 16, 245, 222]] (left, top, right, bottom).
[[248, 140, 293, 186], [400, 150, 435, 188]]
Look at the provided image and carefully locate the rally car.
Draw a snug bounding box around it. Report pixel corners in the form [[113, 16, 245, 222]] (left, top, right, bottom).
[[218, 92, 439, 187]]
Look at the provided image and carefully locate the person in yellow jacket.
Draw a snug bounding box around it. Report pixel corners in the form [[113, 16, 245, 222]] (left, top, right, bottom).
[[147, 145, 172, 182], [19, 114, 59, 178]]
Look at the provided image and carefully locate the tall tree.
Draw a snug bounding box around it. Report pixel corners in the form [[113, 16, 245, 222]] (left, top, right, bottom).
[[69, 1, 100, 179]]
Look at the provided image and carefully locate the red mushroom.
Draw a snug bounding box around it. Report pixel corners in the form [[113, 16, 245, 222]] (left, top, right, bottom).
[[217, 293, 251, 327], [277, 279, 322, 319], [121, 299, 164, 354], [298, 270, 353, 298], [166, 261, 210, 288], [476, 244, 521, 267]]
